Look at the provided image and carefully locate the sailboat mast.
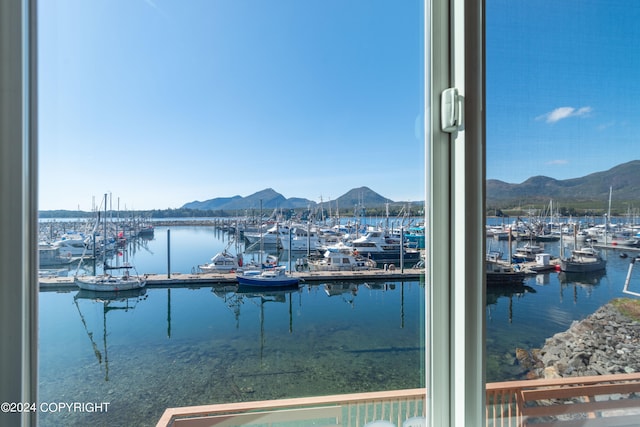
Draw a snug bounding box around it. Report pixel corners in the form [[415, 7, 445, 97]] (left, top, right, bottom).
[[606, 186, 612, 244], [103, 193, 108, 270]]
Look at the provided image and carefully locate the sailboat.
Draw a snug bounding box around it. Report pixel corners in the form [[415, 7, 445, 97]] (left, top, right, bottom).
[[74, 194, 146, 292]]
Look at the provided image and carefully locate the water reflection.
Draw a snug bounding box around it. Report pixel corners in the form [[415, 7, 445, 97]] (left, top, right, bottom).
[[486, 284, 537, 324], [73, 288, 149, 381], [558, 270, 606, 302], [237, 288, 297, 365], [324, 282, 359, 306], [41, 280, 423, 426]]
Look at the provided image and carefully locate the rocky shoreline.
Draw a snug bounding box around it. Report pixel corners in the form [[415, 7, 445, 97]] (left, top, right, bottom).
[[516, 299, 640, 379]]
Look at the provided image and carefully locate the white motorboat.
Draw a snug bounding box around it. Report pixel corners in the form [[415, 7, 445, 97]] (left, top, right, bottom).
[[198, 250, 242, 273], [279, 226, 323, 251], [39, 243, 75, 266], [347, 230, 421, 266], [512, 243, 543, 262], [243, 224, 291, 247], [308, 248, 376, 271], [52, 236, 92, 257]]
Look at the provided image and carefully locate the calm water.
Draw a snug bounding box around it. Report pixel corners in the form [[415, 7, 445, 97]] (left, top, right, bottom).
[[484, 237, 639, 382], [38, 223, 640, 425], [39, 225, 424, 426]]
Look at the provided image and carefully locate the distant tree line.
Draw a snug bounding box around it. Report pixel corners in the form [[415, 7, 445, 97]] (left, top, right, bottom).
[[39, 203, 426, 220], [488, 200, 640, 218]]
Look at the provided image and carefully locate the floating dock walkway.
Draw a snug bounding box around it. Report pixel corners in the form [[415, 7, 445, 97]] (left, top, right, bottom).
[[39, 268, 425, 291]]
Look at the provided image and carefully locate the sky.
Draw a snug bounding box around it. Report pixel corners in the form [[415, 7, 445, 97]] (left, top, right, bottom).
[[486, 0, 640, 185], [38, 0, 425, 211], [38, 1, 640, 211]]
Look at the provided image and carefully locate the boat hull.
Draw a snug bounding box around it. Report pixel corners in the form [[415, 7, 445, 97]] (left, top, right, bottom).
[[74, 276, 146, 292], [236, 268, 299, 288], [236, 275, 299, 288], [486, 272, 526, 286], [356, 250, 421, 267], [75, 287, 147, 300], [559, 260, 606, 273]]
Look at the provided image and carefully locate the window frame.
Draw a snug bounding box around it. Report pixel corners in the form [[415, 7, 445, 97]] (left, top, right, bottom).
[[0, 1, 486, 426], [428, 0, 485, 425], [0, 1, 38, 426]]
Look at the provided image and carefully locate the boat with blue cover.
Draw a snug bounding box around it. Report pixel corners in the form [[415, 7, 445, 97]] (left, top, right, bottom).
[[236, 266, 299, 288]]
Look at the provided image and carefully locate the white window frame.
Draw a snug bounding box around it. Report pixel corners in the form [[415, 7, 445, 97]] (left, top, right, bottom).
[[0, 1, 485, 426], [428, 0, 484, 426]]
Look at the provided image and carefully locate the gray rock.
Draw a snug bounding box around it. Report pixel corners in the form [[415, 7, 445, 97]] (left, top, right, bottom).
[[524, 302, 640, 379]]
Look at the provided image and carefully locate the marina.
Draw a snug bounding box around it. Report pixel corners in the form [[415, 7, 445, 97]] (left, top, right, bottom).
[[40, 268, 424, 289], [35, 218, 640, 426]]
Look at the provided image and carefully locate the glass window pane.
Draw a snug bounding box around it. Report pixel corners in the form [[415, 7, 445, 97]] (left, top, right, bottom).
[[487, 0, 640, 424], [37, 2, 427, 426]]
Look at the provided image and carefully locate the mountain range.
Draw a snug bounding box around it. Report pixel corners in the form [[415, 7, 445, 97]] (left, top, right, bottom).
[[181, 186, 396, 211], [181, 160, 640, 212], [486, 160, 640, 207]]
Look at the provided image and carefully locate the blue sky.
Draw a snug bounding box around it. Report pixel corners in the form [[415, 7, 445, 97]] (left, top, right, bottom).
[[38, 0, 424, 210], [486, 0, 640, 184], [38, 1, 640, 211]]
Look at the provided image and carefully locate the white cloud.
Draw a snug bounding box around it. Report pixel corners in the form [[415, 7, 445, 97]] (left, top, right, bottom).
[[537, 106, 593, 123], [546, 159, 568, 166]]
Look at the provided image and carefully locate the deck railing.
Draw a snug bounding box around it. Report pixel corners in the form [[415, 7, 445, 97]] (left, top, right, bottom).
[[156, 373, 640, 427], [486, 373, 640, 427], [156, 388, 426, 427]]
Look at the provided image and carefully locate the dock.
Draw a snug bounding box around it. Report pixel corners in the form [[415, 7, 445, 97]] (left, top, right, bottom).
[[39, 268, 425, 291], [592, 243, 640, 252], [520, 257, 560, 274]]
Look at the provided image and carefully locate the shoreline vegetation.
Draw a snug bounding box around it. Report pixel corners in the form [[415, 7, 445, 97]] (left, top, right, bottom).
[[37, 206, 636, 220], [38, 205, 425, 220], [490, 203, 640, 218]]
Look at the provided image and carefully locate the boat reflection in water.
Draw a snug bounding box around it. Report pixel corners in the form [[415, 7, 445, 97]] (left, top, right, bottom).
[[73, 288, 148, 381], [232, 286, 300, 365], [39, 278, 424, 426], [557, 270, 607, 302], [557, 270, 606, 286], [486, 283, 537, 325]]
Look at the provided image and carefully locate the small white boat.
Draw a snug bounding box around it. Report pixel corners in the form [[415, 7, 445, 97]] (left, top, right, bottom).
[[39, 243, 75, 266], [52, 237, 92, 257], [512, 243, 543, 262], [198, 251, 242, 273], [236, 266, 299, 288], [279, 226, 323, 251], [308, 248, 376, 271], [243, 224, 291, 247]]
